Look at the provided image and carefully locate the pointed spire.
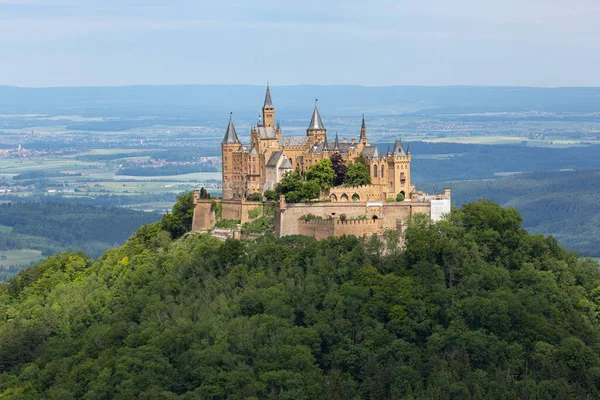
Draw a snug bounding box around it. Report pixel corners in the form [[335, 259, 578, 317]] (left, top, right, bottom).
[[276, 120, 281, 132], [222, 113, 240, 144], [333, 132, 340, 150], [386, 145, 390, 156], [406, 143, 411, 154], [323, 132, 329, 151], [360, 114, 367, 144], [308, 99, 325, 130], [263, 82, 273, 108]]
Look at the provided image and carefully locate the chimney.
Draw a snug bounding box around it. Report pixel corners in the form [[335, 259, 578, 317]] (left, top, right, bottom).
[[351, 138, 356, 144], [444, 188, 451, 199], [343, 137, 347, 143]]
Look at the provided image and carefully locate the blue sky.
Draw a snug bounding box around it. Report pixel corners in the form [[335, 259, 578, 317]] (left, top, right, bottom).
[[0, 0, 599, 87]]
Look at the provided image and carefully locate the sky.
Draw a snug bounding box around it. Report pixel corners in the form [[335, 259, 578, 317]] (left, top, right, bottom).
[[0, 0, 599, 87]]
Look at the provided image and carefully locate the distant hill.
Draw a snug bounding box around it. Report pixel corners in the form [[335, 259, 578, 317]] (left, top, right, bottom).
[[0, 202, 161, 280], [421, 169, 600, 256], [2, 85, 600, 119]]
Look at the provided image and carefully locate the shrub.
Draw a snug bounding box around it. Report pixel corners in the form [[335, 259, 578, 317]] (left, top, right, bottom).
[[263, 189, 278, 201], [214, 219, 240, 229], [246, 193, 262, 202], [339, 214, 347, 222], [396, 192, 405, 202], [241, 216, 274, 234], [386, 196, 395, 202], [248, 207, 261, 219]]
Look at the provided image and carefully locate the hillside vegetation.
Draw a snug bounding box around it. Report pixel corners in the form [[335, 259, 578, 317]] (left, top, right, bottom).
[[1, 201, 600, 399], [421, 169, 600, 256]]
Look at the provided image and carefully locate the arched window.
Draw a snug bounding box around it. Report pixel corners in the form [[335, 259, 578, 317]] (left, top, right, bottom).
[[341, 193, 349, 202], [352, 193, 360, 202], [373, 165, 378, 178], [381, 165, 384, 178]]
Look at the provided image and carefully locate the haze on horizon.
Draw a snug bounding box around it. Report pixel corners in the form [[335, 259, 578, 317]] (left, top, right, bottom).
[[0, 0, 599, 88]]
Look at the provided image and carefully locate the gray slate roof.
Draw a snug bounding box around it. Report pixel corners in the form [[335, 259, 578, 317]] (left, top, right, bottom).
[[222, 116, 240, 144], [279, 158, 293, 170], [392, 140, 406, 156], [257, 127, 277, 139], [307, 105, 325, 130], [267, 150, 284, 167], [263, 84, 273, 108], [361, 146, 380, 158], [279, 136, 309, 147], [308, 140, 355, 154]]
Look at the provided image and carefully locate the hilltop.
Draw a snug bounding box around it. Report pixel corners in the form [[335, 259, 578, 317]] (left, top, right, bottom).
[[1, 200, 600, 399]]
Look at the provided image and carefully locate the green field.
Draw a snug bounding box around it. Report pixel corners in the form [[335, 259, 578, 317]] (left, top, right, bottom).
[[0, 249, 43, 267], [0, 225, 13, 233]]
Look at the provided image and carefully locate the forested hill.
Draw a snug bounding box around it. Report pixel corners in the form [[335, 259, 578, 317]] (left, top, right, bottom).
[[2, 201, 600, 398]]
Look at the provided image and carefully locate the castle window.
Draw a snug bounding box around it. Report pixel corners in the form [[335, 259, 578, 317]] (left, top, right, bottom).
[[373, 165, 378, 177], [381, 165, 384, 178]]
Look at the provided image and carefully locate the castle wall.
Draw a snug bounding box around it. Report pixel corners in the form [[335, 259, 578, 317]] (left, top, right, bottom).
[[334, 219, 382, 237], [192, 200, 216, 232], [326, 184, 387, 202], [297, 219, 335, 240], [274, 196, 430, 238]]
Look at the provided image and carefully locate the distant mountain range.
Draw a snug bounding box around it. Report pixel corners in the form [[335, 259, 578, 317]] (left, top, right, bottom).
[[2, 85, 600, 119]]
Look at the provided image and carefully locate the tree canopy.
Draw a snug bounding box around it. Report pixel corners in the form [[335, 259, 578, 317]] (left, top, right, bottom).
[[305, 158, 335, 190], [345, 158, 371, 186], [1, 200, 600, 399]]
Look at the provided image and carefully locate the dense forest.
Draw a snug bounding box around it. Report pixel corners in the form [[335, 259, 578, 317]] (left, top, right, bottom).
[[0, 202, 160, 269], [421, 169, 600, 257], [1, 200, 600, 398]]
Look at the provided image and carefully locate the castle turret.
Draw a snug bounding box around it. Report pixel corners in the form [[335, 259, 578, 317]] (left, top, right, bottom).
[[222, 114, 240, 200], [262, 83, 275, 128], [307, 100, 326, 143], [387, 139, 411, 197]]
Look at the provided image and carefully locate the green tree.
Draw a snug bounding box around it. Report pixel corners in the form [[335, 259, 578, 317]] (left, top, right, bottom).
[[396, 192, 405, 201], [346, 160, 371, 186], [305, 158, 335, 190], [275, 171, 303, 196], [301, 180, 322, 201], [263, 189, 278, 201], [161, 192, 194, 239]]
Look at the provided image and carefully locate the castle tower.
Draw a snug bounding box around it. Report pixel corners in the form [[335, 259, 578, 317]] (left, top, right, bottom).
[[360, 114, 368, 146], [222, 113, 240, 200], [262, 83, 275, 128], [307, 100, 326, 143], [387, 139, 411, 197]]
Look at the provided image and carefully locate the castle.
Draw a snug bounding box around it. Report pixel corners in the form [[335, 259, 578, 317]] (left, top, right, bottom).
[[192, 85, 450, 239]]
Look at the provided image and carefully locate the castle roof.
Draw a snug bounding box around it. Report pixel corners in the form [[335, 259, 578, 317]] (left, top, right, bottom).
[[308, 139, 356, 154], [392, 140, 406, 156], [222, 114, 240, 144], [263, 84, 273, 108], [257, 126, 277, 139], [267, 150, 284, 167], [279, 136, 309, 147], [279, 158, 293, 170], [361, 146, 380, 158], [307, 104, 325, 131]]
